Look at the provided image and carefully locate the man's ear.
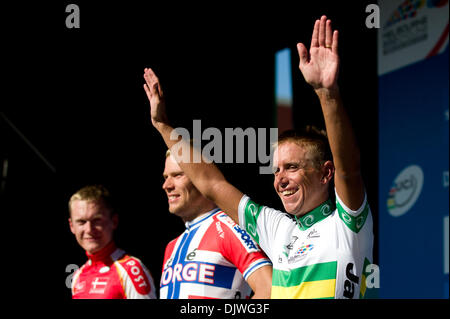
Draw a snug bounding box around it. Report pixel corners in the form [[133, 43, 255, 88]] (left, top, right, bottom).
[[322, 160, 335, 184]]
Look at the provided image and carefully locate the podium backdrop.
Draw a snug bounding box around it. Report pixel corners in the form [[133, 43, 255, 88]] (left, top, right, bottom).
[[378, 0, 449, 298]]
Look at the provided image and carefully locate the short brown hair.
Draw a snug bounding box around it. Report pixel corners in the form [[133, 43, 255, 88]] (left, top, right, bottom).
[[68, 185, 116, 217], [274, 126, 332, 169]]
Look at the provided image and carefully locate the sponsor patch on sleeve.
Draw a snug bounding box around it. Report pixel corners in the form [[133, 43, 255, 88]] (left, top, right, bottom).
[[217, 212, 260, 253], [120, 257, 152, 295]]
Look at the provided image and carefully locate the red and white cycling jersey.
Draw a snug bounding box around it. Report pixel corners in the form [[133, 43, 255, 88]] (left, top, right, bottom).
[[71, 241, 156, 299], [160, 208, 272, 299]]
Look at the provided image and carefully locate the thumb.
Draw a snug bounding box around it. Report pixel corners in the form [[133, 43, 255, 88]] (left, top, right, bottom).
[[297, 43, 308, 67]]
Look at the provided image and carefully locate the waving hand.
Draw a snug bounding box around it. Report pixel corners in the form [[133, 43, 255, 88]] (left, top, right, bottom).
[[297, 15, 339, 91]]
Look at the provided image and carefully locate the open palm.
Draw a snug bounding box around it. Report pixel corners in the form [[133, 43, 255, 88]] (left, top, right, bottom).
[[297, 16, 339, 91], [143, 68, 168, 127]]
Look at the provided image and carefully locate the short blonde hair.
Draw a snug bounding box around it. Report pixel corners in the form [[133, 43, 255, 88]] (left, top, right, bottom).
[[68, 185, 115, 217]]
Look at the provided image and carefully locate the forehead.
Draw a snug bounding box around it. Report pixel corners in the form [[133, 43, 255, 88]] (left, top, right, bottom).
[[273, 142, 310, 164], [163, 155, 183, 174], [70, 199, 109, 219]]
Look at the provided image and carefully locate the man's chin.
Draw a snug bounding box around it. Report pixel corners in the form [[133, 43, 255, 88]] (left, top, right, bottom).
[[169, 207, 181, 216], [83, 243, 103, 254], [282, 202, 301, 216]]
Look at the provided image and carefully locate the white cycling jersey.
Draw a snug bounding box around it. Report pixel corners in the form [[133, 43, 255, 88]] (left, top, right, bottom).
[[238, 189, 374, 299]]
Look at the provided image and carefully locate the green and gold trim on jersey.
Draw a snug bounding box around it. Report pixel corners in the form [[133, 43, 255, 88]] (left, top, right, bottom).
[[294, 199, 334, 231], [243, 199, 263, 244], [243, 198, 335, 245], [271, 261, 337, 299], [336, 199, 370, 233]]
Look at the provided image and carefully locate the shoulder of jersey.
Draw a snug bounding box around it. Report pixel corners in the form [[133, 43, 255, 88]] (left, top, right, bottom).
[[72, 263, 86, 285], [117, 255, 152, 295], [214, 211, 260, 252], [166, 237, 179, 249], [214, 211, 238, 228]]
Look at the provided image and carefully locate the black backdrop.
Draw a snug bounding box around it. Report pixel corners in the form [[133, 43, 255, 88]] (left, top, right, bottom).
[[1, 1, 378, 304]]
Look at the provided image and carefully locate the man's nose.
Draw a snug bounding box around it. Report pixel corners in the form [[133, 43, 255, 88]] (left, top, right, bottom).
[[85, 221, 95, 233], [275, 171, 289, 188], [162, 177, 174, 191]]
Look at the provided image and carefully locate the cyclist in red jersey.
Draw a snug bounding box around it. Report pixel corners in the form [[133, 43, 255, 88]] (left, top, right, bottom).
[[68, 185, 156, 299]]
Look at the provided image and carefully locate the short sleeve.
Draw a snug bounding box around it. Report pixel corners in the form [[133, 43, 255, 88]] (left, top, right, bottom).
[[116, 257, 157, 299], [335, 190, 371, 233], [238, 195, 287, 261], [216, 212, 272, 281]]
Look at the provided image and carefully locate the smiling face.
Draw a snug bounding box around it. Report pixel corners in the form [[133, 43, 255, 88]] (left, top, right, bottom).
[[69, 199, 118, 254], [162, 155, 215, 222], [273, 141, 332, 216]]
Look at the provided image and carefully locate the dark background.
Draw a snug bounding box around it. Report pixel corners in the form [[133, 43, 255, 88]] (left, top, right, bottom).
[[1, 1, 378, 302]]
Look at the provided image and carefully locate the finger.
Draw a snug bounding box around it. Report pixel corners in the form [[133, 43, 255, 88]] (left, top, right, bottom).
[[332, 30, 338, 54], [143, 83, 152, 99], [297, 43, 308, 66], [325, 19, 333, 48], [157, 82, 164, 96], [146, 70, 159, 92], [311, 19, 320, 47], [147, 68, 159, 83], [143, 70, 152, 86], [145, 72, 158, 95], [150, 69, 163, 93], [148, 69, 163, 96], [318, 15, 327, 47]]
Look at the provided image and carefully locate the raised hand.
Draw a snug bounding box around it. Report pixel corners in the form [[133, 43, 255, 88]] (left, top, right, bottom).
[[297, 15, 339, 91], [143, 68, 169, 127]]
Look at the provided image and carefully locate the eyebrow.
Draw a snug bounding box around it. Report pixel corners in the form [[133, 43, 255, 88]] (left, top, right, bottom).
[[74, 214, 104, 222], [163, 170, 184, 177]]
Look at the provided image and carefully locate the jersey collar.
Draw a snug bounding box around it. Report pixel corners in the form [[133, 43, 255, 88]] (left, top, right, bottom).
[[86, 240, 117, 263], [294, 198, 334, 231], [185, 207, 221, 230]]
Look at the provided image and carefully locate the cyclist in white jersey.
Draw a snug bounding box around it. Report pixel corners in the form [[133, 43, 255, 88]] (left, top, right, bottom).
[[144, 15, 375, 299]]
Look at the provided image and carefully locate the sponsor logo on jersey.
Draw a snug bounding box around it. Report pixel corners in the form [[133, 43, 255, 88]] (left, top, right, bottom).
[[89, 277, 109, 294], [186, 249, 197, 261], [287, 244, 314, 264], [307, 229, 320, 239], [283, 236, 298, 257], [281, 236, 315, 264], [343, 262, 360, 299], [121, 258, 152, 295], [387, 164, 424, 217], [218, 212, 259, 252], [216, 221, 225, 238], [296, 244, 314, 256], [233, 225, 258, 252], [161, 262, 216, 286]]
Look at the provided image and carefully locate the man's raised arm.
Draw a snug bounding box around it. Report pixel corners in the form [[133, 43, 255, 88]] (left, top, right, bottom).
[[296, 15, 365, 210], [143, 68, 243, 222]]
